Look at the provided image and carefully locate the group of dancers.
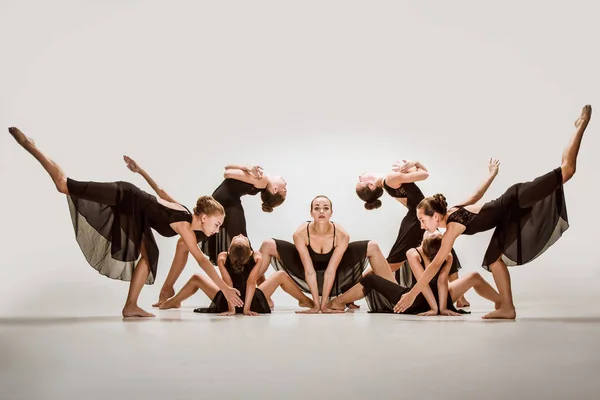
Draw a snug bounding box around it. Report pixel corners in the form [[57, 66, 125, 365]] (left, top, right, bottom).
[[7, 104, 592, 319]]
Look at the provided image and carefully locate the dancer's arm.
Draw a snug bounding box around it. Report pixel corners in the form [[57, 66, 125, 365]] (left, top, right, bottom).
[[456, 158, 500, 207], [293, 225, 321, 313], [394, 226, 463, 313], [172, 224, 244, 307], [405, 249, 438, 315], [437, 254, 460, 316], [216, 252, 236, 314], [385, 160, 429, 187], [243, 252, 263, 316], [224, 165, 267, 187], [320, 227, 350, 312], [123, 155, 179, 203]]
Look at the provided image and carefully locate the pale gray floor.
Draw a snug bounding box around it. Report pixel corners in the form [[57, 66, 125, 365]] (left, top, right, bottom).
[[2, 297, 600, 400]]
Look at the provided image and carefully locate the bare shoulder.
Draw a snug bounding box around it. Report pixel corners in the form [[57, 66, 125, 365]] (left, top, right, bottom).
[[406, 247, 421, 262], [217, 251, 228, 263], [332, 222, 349, 238]]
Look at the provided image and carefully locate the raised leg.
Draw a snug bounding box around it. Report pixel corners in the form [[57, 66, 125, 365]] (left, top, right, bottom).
[[561, 105, 591, 183], [9, 127, 69, 193]]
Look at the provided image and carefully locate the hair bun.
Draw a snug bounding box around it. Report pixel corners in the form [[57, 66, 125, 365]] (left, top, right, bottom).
[[432, 193, 447, 209], [262, 202, 274, 213], [365, 199, 382, 210]]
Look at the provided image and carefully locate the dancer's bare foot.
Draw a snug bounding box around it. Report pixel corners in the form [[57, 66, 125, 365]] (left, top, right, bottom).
[[494, 300, 502, 310], [8, 127, 35, 148], [574, 105, 592, 128], [298, 298, 314, 308], [482, 306, 516, 320], [326, 298, 346, 312], [346, 302, 360, 310], [268, 298, 275, 309], [152, 287, 175, 307], [158, 297, 181, 310], [456, 296, 470, 308], [122, 304, 155, 318]]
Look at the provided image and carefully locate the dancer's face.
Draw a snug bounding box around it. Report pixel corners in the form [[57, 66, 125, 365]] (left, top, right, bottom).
[[202, 213, 224, 236], [417, 208, 439, 233], [356, 173, 377, 191], [269, 176, 288, 197], [311, 197, 332, 222]]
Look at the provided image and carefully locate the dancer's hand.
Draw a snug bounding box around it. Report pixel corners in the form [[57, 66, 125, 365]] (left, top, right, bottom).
[[123, 155, 142, 174], [417, 309, 439, 316], [218, 311, 236, 316], [439, 309, 462, 316], [392, 160, 415, 173], [321, 307, 345, 314], [243, 309, 259, 316], [488, 158, 500, 177], [244, 165, 264, 179], [296, 306, 320, 314], [394, 291, 416, 313], [222, 286, 244, 308]]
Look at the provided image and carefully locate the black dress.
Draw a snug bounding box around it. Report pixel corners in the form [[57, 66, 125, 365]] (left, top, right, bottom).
[[445, 167, 568, 270], [194, 252, 271, 314], [383, 180, 461, 287], [66, 178, 207, 285], [363, 248, 459, 314], [270, 222, 369, 296], [201, 179, 260, 264]]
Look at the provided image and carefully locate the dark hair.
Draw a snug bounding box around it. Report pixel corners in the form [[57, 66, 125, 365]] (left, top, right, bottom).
[[310, 195, 333, 210], [421, 233, 443, 260], [194, 195, 225, 217], [356, 186, 383, 210], [228, 241, 253, 273], [417, 193, 447, 216], [260, 190, 285, 213]]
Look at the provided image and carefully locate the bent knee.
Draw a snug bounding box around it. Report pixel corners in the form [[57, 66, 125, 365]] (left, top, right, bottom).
[[467, 272, 483, 282], [57, 177, 69, 195], [260, 239, 277, 253], [359, 273, 377, 288], [367, 240, 381, 254]]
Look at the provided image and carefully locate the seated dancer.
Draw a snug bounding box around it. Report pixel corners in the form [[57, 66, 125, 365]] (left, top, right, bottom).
[[7, 127, 242, 318], [257, 195, 396, 313], [329, 231, 500, 315], [159, 234, 314, 315], [395, 105, 592, 319]]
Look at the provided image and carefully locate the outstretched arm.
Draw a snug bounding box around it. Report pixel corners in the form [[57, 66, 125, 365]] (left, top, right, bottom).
[[437, 254, 460, 316], [456, 158, 500, 207], [123, 155, 179, 204], [172, 223, 243, 308], [394, 225, 463, 313], [385, 160, 430, 187]]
